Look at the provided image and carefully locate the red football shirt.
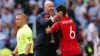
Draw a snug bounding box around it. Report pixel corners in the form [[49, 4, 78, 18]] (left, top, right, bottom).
[[50, 16, 82, 56]]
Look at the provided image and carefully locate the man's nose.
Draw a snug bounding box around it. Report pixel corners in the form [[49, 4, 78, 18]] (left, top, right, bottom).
[[50, 6, 53, 9], [51, 7, 54, 9]]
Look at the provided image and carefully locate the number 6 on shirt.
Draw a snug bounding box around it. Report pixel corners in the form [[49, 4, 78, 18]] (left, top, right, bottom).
[[70, 26, 75, 39]]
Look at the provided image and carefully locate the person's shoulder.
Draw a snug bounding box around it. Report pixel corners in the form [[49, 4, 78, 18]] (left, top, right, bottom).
[[36, 13, 44, 21], [27, 25, 32, 33], [24, 28, 32, 36], [37, 12, 45, 17], [23, 25, 32, 33]]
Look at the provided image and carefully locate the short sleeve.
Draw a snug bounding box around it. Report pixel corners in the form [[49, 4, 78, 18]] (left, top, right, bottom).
[[50, 22, 59, 33], [25, 32, 33, 44]]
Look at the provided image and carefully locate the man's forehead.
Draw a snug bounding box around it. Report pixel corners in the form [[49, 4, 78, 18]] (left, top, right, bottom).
[[44, 1, 53, 6], [16, 15, 22, 18]]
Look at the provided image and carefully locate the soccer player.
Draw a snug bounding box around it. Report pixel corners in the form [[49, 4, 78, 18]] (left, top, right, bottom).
[[10, 13, 33, 56], [46, 4, 82, 56]]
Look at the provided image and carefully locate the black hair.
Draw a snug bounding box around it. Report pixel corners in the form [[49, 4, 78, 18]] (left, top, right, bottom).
[[56, 4, 67, 16]]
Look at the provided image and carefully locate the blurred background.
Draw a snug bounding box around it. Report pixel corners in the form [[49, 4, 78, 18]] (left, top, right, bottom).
[[0, 0, 100, 56]]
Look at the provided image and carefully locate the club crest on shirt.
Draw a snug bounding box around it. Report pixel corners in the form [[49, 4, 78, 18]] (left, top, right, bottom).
[[27, 37, 31, 41], [18, 37, 20, 40]]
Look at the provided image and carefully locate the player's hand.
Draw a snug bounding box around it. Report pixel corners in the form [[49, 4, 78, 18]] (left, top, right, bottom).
[[45, 26, 51, 34], [56, 48, 61, 56], [50, 11, 63, 22], [54, 11, 63, 20], [56, 11, 63, 17]]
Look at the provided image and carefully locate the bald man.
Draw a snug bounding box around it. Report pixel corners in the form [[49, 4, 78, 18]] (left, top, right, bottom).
[[11, 13, 33, 56], [34, 1, 62, 56]]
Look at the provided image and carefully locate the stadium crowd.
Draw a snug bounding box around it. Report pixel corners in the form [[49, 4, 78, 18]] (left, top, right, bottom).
[[0, 0, 100, 56]]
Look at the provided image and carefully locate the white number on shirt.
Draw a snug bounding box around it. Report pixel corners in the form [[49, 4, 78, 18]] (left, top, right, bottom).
[[70, 26, 75, 39]]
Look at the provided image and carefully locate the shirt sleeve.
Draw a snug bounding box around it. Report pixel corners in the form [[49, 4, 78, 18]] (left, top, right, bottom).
[[50, 22, 59, 33], [25, 32, 33, 44]]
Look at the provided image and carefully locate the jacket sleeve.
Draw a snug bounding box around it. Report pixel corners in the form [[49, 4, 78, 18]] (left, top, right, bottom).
[[36, 14, 53, 28]]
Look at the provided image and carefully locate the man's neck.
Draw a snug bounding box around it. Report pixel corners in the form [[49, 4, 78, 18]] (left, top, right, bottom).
[[20, 23, 26, 28]]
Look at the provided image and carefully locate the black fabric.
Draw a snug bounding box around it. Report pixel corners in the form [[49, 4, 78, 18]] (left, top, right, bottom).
[[19, 53, 34, 56], [34, 48, 57, 56], [74, 54, 82, 56], [34, 43, 57, 56], [34, 12, 57, 56], [34, 12, 54, 50]]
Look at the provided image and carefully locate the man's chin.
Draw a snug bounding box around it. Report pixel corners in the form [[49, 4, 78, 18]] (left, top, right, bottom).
[[49, 11, 54, 15], [17, 25, 20, 27]]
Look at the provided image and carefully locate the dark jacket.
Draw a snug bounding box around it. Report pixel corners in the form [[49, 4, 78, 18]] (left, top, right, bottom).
[[34, 12, 54, 50]]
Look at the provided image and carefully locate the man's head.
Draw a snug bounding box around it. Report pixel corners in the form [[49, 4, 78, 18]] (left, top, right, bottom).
[[44, 1, 54, 15], [15, 13, 27, 27], [56, 4, 67, 17]]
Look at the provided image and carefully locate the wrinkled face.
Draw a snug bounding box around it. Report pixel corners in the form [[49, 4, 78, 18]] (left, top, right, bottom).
[[44, 2, 54, 15], [15, 15, 23, 27]]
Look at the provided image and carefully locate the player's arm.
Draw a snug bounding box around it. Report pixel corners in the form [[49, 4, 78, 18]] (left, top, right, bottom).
[[25, 33, 33, 55], [25, 43, 32, 55], [37, 12, 62, 28], [37, 15, 53, 28], [11, 45, 18, 56], [46, 22, 59, 34]]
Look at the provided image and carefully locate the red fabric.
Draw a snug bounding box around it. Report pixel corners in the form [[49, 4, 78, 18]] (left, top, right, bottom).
[[50, 16, 82, 56]]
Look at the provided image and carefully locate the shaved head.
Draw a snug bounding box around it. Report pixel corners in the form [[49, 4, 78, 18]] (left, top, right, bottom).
[[44, 1, 53, 6], [44, 1, 54, 15]]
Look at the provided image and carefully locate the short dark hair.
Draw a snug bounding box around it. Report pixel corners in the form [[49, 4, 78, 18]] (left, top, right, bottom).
[[56, 4, 67, 16]]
